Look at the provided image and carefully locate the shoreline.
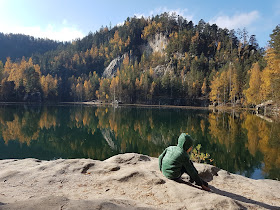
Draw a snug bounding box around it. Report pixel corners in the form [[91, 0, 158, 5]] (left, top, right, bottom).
[[61, 101, 258, 112], [0, 101, 254, 111], [4, 101, 277, 120], [61, 101, 211, 110], [0, 153, 279, 209]]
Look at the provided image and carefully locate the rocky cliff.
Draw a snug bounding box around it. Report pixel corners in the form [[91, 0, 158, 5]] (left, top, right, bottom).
[[103, 33, 168, 78]]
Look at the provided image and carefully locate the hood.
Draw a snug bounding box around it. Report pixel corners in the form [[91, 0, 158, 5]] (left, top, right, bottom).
[[177, 133, 193, 151]]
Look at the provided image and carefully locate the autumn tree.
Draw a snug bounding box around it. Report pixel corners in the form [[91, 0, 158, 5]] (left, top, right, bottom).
[[219, 71, 228, 104], [109, 31, 124, 57], [2, 57, 41, 100], [98, 78, 110, 101], [23, 66, 41, 93], [84, 80, 93, 101], [244, 62, 262, 105], [76, 82, 83, 101], [40, 74, 58, 100], [260, 25, 280, 103], [0, 61, 3, 97], [88, 71, 99, 97], [209, 71, 221, 104], [109, 76, 120, 101], [7, 58, 24, 90], [142, 21, 163, 40], [0, 61, 3, 81], [201, 78, 207, 95], [149, 81, 156, 101]]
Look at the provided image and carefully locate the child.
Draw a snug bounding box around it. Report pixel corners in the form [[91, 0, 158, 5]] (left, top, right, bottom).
[[159, 133, 210, 191]]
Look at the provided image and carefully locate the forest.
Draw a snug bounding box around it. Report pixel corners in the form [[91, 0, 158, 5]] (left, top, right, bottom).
[[0, 33, 65, 62], [0, 13, 279, 107]]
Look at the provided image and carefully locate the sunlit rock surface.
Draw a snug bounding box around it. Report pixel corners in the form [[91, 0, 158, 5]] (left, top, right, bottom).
[[0, 153, 279, 209]]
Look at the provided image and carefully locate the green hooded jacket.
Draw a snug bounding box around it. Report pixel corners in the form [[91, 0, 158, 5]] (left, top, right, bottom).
[[158, 133, 203, 186]]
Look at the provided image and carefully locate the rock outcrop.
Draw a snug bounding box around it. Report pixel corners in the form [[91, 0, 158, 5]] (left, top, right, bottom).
[[102, 54, 126, 78], [0, 153, 279, 209], [141, 33, 168, 55], [103, 33, 168, 79], [153, 64, 173, 77]]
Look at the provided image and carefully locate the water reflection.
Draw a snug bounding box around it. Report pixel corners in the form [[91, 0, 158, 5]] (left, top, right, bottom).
[[0, 105, 279, 180]]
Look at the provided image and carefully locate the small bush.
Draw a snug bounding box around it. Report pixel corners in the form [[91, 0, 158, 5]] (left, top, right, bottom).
[[190, 144, 213, 164]]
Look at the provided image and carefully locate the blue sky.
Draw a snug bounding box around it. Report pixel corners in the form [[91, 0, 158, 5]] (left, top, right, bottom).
[[0, 0, 279, 47]]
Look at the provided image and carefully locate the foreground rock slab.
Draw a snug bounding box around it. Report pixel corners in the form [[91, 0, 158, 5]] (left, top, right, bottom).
[[0, 153, 279, 209]]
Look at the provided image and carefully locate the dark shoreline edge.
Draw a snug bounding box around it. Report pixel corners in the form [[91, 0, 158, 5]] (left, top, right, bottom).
[[0, 101, 258, 113], [60, 101, 257, 111]]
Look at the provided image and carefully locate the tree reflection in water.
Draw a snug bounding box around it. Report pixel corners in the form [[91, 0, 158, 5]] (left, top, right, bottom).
[[0, 105, 279, 180]]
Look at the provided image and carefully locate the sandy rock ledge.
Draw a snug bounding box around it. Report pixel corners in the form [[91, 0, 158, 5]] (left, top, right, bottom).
[[0, 153, 279, 210]]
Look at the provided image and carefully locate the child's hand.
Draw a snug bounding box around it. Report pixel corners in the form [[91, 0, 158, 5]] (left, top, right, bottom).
[[201, 185, 211, 191]]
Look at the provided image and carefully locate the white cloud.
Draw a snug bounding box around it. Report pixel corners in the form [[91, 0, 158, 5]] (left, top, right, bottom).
[[116, 22, 125, 27], [0, 0, 7, 7], [0, 21, 84, 42], [134, 13, 146, 19], [62, 19, 68, 25], [210, 11, 260, 29], [135, 7, 194, 21]]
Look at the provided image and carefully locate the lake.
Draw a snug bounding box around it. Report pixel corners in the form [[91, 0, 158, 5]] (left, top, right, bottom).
[[0, 104, 279, 180]]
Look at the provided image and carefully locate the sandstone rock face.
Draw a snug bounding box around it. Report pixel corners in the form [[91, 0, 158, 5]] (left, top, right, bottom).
[[1, 153, 280, 209], [102, 55, 124, 78], [103, 33, 168, 79], [140, 33, 168, 56], [147, 33, 168, 54], [153, 64, 173, 77]]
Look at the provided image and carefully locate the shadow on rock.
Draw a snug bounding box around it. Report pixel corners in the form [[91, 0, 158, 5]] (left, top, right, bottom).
[[211, 186, 280, 210], [198, 166, 220, 182]]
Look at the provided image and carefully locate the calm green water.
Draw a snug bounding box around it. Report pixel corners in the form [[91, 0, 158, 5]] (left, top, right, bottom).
[[0, 104, 279, 180]]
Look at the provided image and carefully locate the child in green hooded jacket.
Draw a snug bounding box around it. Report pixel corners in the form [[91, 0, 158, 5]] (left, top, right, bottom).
[[159, 133, 210, 191]]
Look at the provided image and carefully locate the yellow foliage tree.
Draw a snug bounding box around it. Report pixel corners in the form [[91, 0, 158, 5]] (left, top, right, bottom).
[[209, 72, 221, 104], [227, 64, 238, 104], [260, 48, 280, 102], [84, 80, 93, 101], [244, 62, 262, 105], [201, 78, 207, 95], [76, 83, 83, 101], [40, 74, 58, 99], [110, 76, 119, 101]]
